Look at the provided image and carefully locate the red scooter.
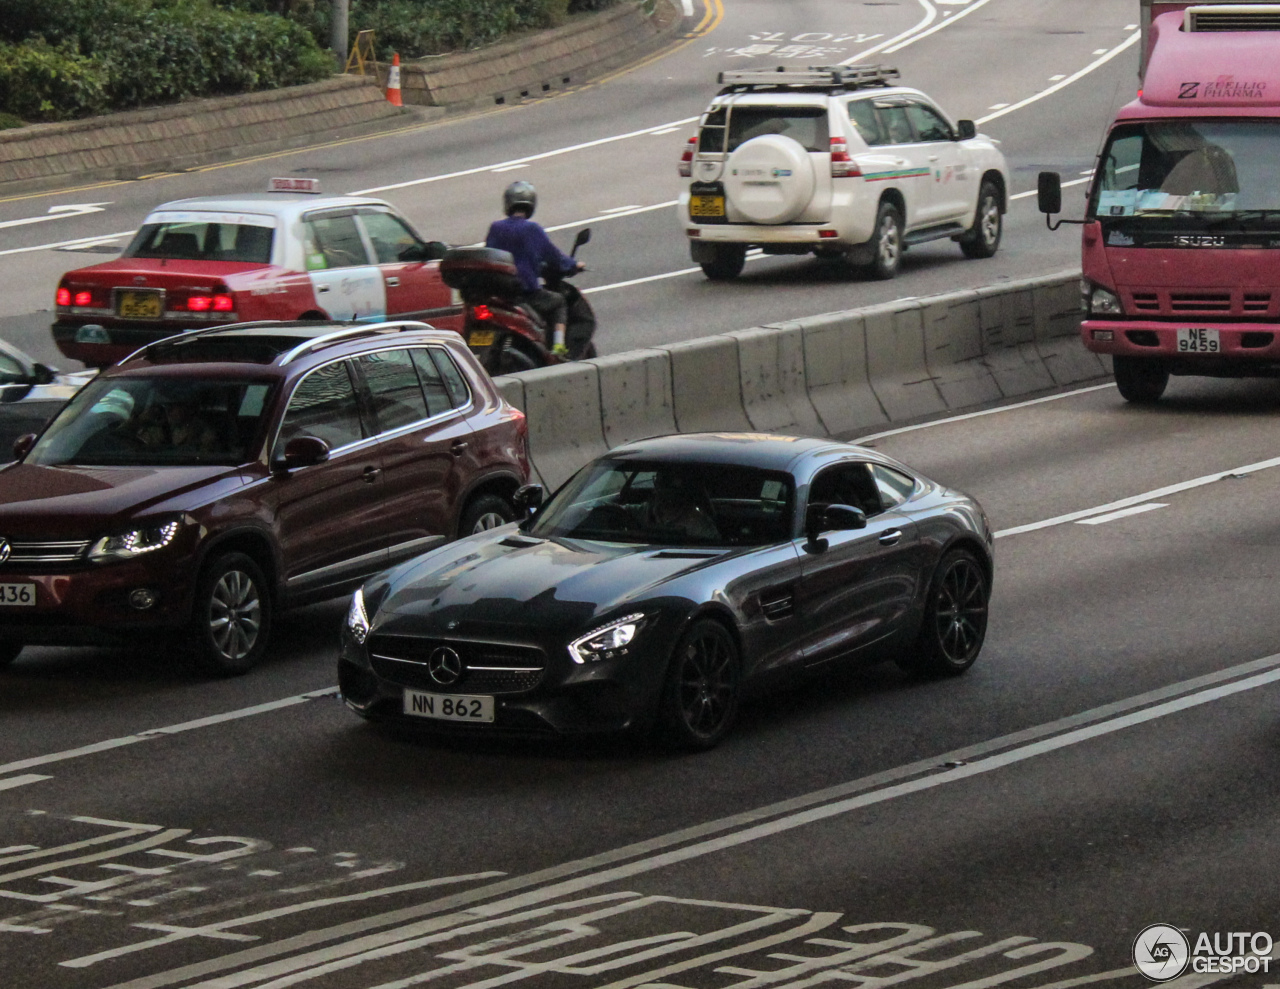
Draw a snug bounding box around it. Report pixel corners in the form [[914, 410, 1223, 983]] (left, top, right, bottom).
[[440, 228, 596, 376]]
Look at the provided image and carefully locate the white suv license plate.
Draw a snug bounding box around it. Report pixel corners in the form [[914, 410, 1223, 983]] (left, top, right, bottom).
[[1177, 328, 1220, 353], [403, 689, 494, 723], [0, 583, 35, 606]]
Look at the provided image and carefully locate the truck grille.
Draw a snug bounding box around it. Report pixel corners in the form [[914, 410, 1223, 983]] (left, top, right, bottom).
[[1123, 288, 1273, 318], [1189, 10, 1280, 31], [367, 634, 546, 695]]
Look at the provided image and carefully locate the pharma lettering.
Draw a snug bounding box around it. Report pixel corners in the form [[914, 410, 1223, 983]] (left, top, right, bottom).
[[1181, 77, 1268, 99]]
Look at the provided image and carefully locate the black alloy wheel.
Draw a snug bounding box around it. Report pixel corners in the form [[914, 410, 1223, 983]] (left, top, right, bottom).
[[960, 180, 1003, 259], [699, 244, 747, 281], [0, 641, 23, 669], [188, 552, 272, 676], [1112, 356, 1169, 404], [866, 200, 904, 280], [657, 618, 741, 751], [900, 549, 989, 677], [459, 493, 516, 535]]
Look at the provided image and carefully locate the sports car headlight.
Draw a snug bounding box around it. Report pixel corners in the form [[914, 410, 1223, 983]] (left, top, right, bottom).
[[347, 587, 371, 644], [88, 520, 182, 562], [569, 612, 648, 664]]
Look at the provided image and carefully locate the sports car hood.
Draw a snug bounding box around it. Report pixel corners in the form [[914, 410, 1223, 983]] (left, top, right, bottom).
[[373, 530, 732, 636], [0, 462, 249, 536]]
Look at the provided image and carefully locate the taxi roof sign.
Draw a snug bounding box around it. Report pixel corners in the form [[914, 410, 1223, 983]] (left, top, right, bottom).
[[268, 177, 322, 194]]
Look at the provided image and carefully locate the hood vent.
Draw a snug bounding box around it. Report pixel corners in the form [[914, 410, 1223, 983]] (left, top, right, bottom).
[[1186, 4, 1280, 30]]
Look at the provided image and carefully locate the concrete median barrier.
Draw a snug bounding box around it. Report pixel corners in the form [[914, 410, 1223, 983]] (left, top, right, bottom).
[[1032, 272, 1109, 384], [591, 349, 677, 448], [660, 336, 753, 434], [863, 302, 948, 422], [784, 311, 888, 437], [517, 362, 609, 491], [730, 325, 825, 436], [975, 282, 1057, 398], [919, 290, 1002, 410]]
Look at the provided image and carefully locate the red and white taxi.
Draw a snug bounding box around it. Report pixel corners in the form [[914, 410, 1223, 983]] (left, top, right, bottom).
[[52, 179, 462, 367]]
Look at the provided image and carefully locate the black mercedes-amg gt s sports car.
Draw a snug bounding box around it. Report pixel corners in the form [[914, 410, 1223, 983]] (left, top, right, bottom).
[[338, 433, 993, 750]]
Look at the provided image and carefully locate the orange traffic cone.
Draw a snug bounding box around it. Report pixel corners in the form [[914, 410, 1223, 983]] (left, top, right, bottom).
[[385, 52, 402, 106]]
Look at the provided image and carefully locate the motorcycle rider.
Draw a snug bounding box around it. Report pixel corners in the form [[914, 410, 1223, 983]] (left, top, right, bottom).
[[485, 181, 584, 355]]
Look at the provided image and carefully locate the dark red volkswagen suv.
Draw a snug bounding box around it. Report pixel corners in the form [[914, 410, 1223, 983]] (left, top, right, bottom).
[[0, 320, 530, 673]]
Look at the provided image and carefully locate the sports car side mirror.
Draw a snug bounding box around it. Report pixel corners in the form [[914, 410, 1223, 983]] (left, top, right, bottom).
[[805, 503, 867, 548], [513, 483, 544, 517], [12, 433, 36, 460], [957, 119, 977, 141]]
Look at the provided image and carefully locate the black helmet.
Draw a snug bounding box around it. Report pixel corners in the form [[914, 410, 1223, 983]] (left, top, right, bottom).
[[503, 180, 537, 218]]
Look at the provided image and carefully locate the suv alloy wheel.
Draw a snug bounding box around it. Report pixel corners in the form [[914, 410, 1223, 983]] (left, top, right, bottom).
[[866, 202, 904, 280], [188, 552, 273, 675]]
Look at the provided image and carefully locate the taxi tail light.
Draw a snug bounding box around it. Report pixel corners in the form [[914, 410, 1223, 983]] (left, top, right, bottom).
[[830, 137, 862, 178], [212, 293, 234, 312], [56, 287, 71, 306], [679, 136, 696, 177], [74, 291, 92, 306]]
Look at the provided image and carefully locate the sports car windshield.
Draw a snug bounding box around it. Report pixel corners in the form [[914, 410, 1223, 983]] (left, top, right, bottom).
[[526, 460, 795, 547], [27, 376, 274, 467], [1092, 121, 1280, 224]]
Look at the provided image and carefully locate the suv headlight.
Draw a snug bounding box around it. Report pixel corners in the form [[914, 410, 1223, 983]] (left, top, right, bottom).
[[88, 520, 182, 562], [347, 587, 371, 644], [1085, 283, 1122, 317], [569, 612, 648, 664]]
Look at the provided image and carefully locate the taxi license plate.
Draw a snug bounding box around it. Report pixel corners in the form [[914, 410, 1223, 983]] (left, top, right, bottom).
[[468, 329, 496, 347], [0, 583, 35, 606], [1177, 328, 1220, 353], [403, 689, 494, 723], [689, 195, 725, 218], [116, 290, 163, 319]]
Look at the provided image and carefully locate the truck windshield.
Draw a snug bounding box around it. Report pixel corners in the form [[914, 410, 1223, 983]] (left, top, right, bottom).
[[1092, 121, 1280, 222]]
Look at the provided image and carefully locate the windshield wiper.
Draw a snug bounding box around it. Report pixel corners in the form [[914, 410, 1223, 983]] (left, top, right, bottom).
[[1203, 209, 1280, 230]]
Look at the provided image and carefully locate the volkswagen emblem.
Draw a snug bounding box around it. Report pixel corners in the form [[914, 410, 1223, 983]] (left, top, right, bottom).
[[427, 646, 463, 686], [0, 539, 9, 565]]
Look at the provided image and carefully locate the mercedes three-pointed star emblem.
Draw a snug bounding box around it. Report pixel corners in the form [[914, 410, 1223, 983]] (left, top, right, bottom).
[[427, 646, 463, 686]]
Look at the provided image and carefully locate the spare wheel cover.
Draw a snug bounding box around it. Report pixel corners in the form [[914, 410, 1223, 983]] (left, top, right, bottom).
[[724, 135, 816, 225]]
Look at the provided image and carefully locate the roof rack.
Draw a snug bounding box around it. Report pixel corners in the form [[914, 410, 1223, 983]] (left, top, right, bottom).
[[716, 64, 900, 94], [277, 320, 433, 365], [120, 321, 288, 365]]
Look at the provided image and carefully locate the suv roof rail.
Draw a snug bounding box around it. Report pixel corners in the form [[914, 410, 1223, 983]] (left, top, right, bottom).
[[277, 320, 433, 365], [119, 320, 289, 365], [716, 64, 900, 93]]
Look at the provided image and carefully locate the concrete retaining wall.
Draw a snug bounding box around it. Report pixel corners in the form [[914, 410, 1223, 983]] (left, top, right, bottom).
[[497, 270, 1104, 489]]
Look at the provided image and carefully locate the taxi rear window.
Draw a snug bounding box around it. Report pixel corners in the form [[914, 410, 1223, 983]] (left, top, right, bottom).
[[126, 220, 274, 264]]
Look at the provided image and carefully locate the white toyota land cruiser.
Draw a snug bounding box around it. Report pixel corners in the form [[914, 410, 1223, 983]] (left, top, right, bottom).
[[677, 65, 1010, 281]]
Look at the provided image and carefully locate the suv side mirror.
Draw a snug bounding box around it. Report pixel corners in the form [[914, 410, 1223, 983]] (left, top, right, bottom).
[[513, 483, 544, 517], [957, 119, 977, 141], [1038, 171, 1063, 216], [12, 433, 36, 461], [276, 435, 330, 471]]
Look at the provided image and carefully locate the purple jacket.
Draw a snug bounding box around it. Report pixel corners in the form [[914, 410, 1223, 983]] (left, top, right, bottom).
[[485, 215, 576, 294]]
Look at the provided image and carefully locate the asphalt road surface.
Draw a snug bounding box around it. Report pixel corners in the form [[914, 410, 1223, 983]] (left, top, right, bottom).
[[2, 2, 1278, 988]]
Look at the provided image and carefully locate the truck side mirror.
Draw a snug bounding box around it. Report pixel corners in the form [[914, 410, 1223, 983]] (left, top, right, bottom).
[[957, 119, 977, 141], [1038, 171, 1063, 216]]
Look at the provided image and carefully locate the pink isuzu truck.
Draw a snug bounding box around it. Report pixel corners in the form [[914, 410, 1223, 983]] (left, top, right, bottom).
[[1039, 1, 1280, 402]]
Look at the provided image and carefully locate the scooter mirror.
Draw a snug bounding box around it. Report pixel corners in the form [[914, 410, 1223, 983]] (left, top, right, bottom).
[[573, 228, 591, 250]]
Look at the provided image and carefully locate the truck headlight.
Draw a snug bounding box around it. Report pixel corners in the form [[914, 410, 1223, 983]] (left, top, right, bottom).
[[88, 520, 182, 562], [1087, 284, 1122, 316], [569, 612, 648, 664], [347, 587, 371, 644]]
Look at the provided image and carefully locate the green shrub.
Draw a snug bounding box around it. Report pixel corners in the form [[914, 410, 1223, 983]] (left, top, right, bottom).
[[0, 40, 110, 120], [0, 111, 27, 129]]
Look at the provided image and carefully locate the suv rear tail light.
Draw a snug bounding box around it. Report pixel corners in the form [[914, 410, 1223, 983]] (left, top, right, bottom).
[[679, 136, 696, 177], [830, 137, 862, 178]]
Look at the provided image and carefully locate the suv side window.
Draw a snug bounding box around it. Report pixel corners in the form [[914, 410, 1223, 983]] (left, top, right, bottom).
[[303, 212, 369, 270], [357, 349, 428, 433], [430, 348, 472, 408], [277, 360, 365, 452], [809, 462, 883, 517], [905, 102, 954, 142], [410, 348, 453, 416], [359, 211, 422, 265], [848, 99, 886, 146], [875, 103, 915, 145]]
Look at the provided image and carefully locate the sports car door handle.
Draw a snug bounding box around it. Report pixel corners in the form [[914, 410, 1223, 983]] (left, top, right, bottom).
[[879, 529, 903, 546], [385, 276, 400, 287]]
